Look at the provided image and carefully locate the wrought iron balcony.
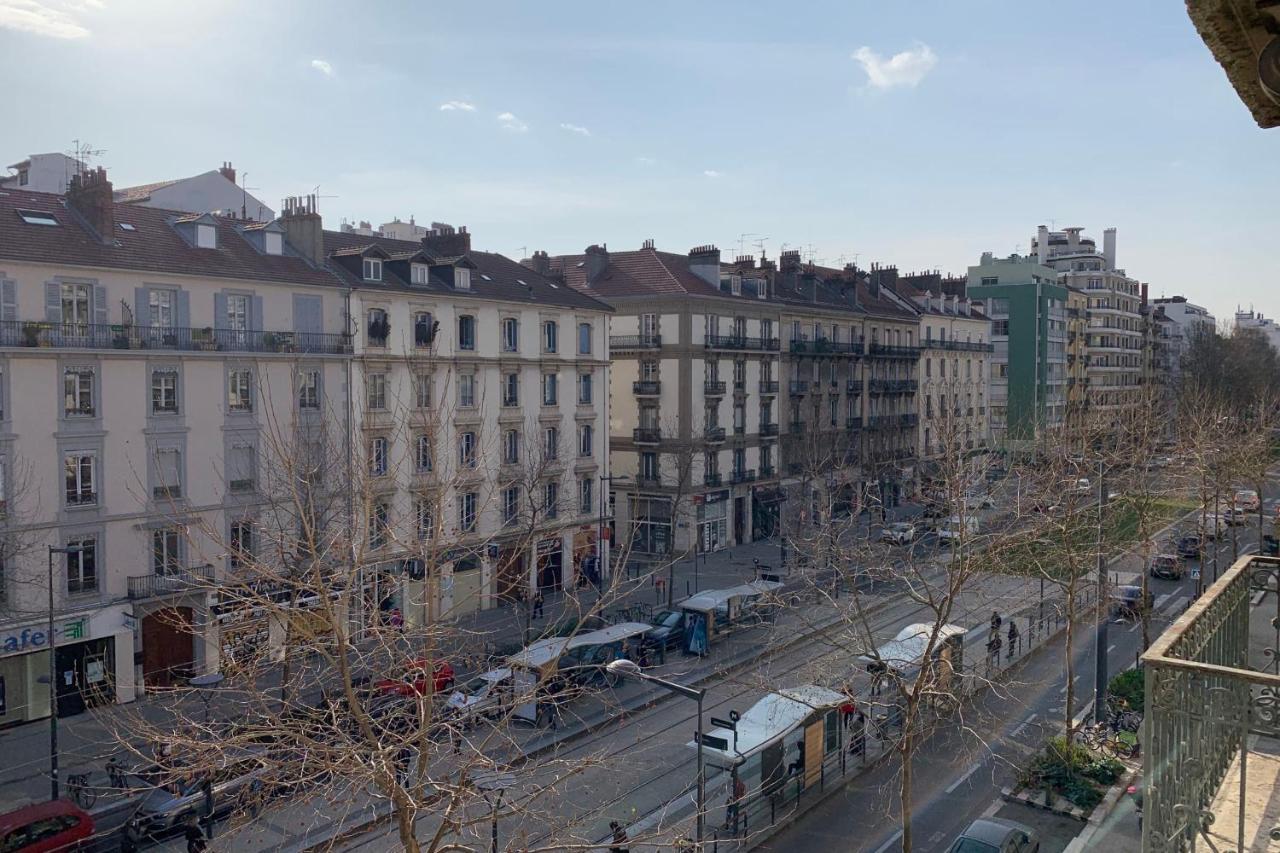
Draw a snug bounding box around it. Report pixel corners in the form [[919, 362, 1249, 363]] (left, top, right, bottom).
[[789, 420, 807, 433], [898, 413, 919, 427], [758, 465, 776, 479], [635, 475, 662, 489], [789, 380, 809, 395], [929, 340, 994, 352], [704, 426, 727, 443], [867, 343, 922, 359], [127, 564, 215, 600], [705, 334, 779, 351], [759, 423, 779, 437], [2, 321, 353, 354], [632, 427, 662, 445], [847, 380, 863, 394], [704, 472, 722, 487], [846, 416, 863, 430], [789, 338, 864, 356], [730, 469, 756, 484], [610, 334, 662, 351], [759, 380, 780, 395], [733, 380, 746, 393], [704, 380, 727, 396], [632, 380, 661, 396], [868, 379, 919, 394]]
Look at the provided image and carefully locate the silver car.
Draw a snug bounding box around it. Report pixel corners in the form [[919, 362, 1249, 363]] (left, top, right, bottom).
[[129, 750, 270, 834], [946, 817, 1039, 853]]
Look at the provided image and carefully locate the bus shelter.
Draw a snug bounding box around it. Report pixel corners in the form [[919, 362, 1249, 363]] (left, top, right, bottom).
[[506, 622, 651, 722], [678, 580, 783, 655]]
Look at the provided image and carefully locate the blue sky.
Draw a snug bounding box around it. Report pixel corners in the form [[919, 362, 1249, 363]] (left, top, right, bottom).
[[1, 0, 1275, 322]]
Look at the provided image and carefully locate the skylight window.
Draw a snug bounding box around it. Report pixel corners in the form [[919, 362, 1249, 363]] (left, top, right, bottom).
[[576, 261, 585, 268], [516, 279, 528, 286], [118, 222, 137, 232], [480, 274, 492, 281], [18, 209, 58, 226]]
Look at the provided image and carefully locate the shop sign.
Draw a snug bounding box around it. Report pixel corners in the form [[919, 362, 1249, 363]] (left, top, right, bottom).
[[2, 618, 88, 655], [704, 490, 730, 504]]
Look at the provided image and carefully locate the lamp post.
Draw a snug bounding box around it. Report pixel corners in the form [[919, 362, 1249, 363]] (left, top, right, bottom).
[[1093, 460, 1109, 718], [471, 769, 514, 853], [45, 544, 81, 802], [188, 672, 224, 839], [599, 474, 625, 589], [607, 659, 706, 844]]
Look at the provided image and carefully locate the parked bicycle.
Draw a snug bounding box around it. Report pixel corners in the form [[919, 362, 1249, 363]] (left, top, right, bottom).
[[1082, 722, 1140, 759], [67, 772, 96, 809]]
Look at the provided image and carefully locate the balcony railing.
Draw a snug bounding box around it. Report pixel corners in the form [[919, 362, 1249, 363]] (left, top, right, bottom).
[[759, 380, 780, 395], [704, 380, 727, 396], [759, 465, 776, 479], [759, 423, 779, 437], [847, 380, 863, 394], [610, 334, 662, 350], [632, 380, 661, 396], [127, 564, 215, 600], [705, 335, 780, 351], [789, 339, 864, 356], [867, 343, 922, 359], [704, 426, 727, 442], [730, 469, 756, 484], [632, 428, 662, 444], [2, 321, 353, 354], [927, 340, 994, 352], [898, 413, 919, 427], [789, 420, 806, 433], [733, 380, 746, 393], [789, 380, 809, 395], [704, 472, 723, 487], [635, 475, 662, 489], [868, 379, 918, 394], [846, 416, 863, 430]]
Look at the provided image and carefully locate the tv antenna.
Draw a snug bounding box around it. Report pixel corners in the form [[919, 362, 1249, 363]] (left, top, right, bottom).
[[66, 139, 105, 174], [309, 185, 340, 210], [517, 246, 528, 259], [240, 172, 262, 220], [804, 243, 817, 263], [751, 236, 769, 258], [736, 233, 758, 257]]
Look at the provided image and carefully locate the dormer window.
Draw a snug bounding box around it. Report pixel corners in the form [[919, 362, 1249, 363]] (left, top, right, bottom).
[[411, 264, 429, 285], [455, 268, 471, 290], [264, 232, 283, 256], [363, 258, 383, 281], [196, 224, 217, 249]]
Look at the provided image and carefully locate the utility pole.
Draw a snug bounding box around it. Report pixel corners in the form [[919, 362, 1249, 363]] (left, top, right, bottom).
[[1094, 460, 1108, 718]]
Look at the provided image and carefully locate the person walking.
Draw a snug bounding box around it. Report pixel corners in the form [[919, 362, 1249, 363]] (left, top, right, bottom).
[[987, 632, 1002, 669], [849, 709, 867, 762], [990, 610, 1002, 635], [119, 821, 143, 853], [1007, 620, 1020, 660], [183, 817, 207, 853], [840, 693, 857, 729], [608, 820, 629, 853], [532, 591, 545, 619]]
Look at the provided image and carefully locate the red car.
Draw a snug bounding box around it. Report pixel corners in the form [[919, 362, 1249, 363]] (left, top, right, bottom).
[[375, 658, 455, 697], [0, 801, 94, 852]]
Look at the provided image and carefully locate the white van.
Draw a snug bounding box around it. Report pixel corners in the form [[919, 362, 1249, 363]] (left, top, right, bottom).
[[937, 515, 978, 543]]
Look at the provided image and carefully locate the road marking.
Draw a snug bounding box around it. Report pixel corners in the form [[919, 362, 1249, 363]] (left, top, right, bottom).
[[946, 762, 983, 794], [1128, 622, 1141, 633], [1242, 543, 1258, 556], [981, 798, 1004, 818], [874, 829, 904, 853], [1010, 713, 1038, 738], [928, 831, 948, 845], [1154, 592, 1173, 611], [1107, 644, 1116, 654]]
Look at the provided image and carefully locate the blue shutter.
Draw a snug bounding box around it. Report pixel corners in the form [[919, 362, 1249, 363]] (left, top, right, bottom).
[[45, 282, 62, 322], [293, 294, 321, 333], [1, 279, 16, 323], [214, 292, 228, 330], [93, 284, 107, 327], [175, 290, 191, 330], [134, 287, 150, 328], [251, 295, 264, 332]]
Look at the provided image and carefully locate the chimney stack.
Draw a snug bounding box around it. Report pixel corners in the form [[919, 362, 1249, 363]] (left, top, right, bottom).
[[1036, 225, 1048, 265], [524, 250, 551, 276], [219, 162, 237, 184], [421, 222, 471, 257], [687, 244, 720, 286], [279, 195, 325, 266], [66, 166, 115, 243], [779, 249, 802, 273], [584, 244, 610, 285], [1103, 227, 1117, 270]]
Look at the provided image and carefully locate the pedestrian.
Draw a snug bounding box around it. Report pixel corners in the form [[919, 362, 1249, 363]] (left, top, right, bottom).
[[119, 821, 143, 853], [990, 610, 1002, 634], [183, 816, 207, 853], [849, 710, 867, 761], [1007, 620, 1020, 660], [395, 745, 413, 786], [389, 607, 404, 629], [532, 591, 545, 619], [871, 670, 885, 696], [544, 676, 563, 731], [840, 692, 857, 729], [988, 633, 1002, 669], [609, 819, 629, 853]]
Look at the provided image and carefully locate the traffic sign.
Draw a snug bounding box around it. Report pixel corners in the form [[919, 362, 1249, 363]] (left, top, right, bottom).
[[710, 717, 737, 731], [696, 732, 730, 751]]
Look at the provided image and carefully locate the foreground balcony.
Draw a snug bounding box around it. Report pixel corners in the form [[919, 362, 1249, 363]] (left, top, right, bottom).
[[610, 334, 662, 351], [3, 321, 353, 354], [127, 564, 215, 600], [705, 334, 780, 351], [632, 427, 662, 445], [632, 380, 661, 396]]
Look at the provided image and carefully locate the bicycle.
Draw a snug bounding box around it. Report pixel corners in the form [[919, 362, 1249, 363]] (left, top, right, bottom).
[[67, 772, 96, 809], [1081, 723, 1140, 759]]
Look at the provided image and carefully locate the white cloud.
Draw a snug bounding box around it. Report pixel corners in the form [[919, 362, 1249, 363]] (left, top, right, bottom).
[[636, 156, 657, 166], [0, 0, 92, 39], [497, 112, 528, 133], [703, 170, 722, 178], [559, 123, 590, 137], [310, 58, 334, 77], [852, 43, 937, 90], [440, 100, 476, 112]]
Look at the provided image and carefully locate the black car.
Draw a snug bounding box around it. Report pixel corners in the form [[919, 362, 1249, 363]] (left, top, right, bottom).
[[1176, 534, 1202, 559], [1111, 585, 1153, 619], [644, 609, 685, 650], [1149, 554, 1184, 581]]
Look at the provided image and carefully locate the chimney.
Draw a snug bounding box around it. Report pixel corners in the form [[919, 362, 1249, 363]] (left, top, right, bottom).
[[779, 249, 802, 274], [1036, 224, 1048, 265], [687, 244, 720, 286], [219, 162, 237, 184], [1103, 227, 1117, 270], [1140, 282, 1148, 307], [279, 195, 325, 266], [524, 250, 551, 276], [1064, 227, 1082, 249], [642, 238, 656, 250], [66, 166, 115, 243], [422, 222, 471, 257], [584, 244, 610, 285]]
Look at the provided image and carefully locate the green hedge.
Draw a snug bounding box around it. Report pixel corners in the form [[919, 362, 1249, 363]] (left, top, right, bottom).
[[1108, 668, 1144, 713]]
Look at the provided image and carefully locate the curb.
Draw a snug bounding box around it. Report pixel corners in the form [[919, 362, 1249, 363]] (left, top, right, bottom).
[[1061, 769, 1140, 853], [1000, 784, 1087, 821]]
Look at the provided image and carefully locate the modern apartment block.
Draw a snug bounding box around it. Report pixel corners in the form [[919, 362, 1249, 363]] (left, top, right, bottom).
[[1064, 287, 1089, 430], [1233, 308, 1280, 353], [1031, 226, 1144, 415], [1153, 295, 1216, 345], [966, 253, 1068, 450]]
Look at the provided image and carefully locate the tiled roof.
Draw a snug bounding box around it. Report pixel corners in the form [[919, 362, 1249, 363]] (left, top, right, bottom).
[[113, 178, 180, 204], [551, 247, 725, 299], [322, 230, 611, 312], [0, 189, 341, 289]]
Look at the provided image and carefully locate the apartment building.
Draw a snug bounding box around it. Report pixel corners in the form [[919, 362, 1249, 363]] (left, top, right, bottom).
[[1064, 287, 1089, 430], [966, 253, 1068, 451], [1031, 226, 1143, 415], [0, 173, 349, 725], [895, 272, 993, 462], [1233, 308, 1280, 354]]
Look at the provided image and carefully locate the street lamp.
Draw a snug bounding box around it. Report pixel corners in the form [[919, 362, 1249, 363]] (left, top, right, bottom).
[[45, 544, 81, 802], [188, 672, 225, 839], [471, 769, 514, 853], [606, 659, 707, 844]]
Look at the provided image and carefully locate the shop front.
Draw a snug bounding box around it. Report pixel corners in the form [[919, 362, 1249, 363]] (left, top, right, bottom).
[[751, 487, 783, 540], [571, 527, 596, 589], [536, 537, 564, 592], [629, 495, 672, 555], [697, 490, 730, 553]]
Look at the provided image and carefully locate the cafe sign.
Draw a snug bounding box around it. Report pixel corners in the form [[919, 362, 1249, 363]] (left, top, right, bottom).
[[1, 618, 88, 656]]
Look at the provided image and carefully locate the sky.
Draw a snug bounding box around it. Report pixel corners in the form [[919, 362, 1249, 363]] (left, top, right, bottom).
[[1, 0, 1276, 323]]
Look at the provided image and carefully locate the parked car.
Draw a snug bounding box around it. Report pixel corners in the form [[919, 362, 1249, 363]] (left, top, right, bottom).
[[937, 515, 978, 544], [1070, 478, 1092, 494], [130, 750, 272, 834], [1149, 553, 1184, 580], [446, 668, 515, 725], [1111, 585, 1153, 619], [880, 522, 919, 545], [963, 494, 996, 511], [644, 609, 686, 650], [1235, 489, 1261, 512], [946, 817, 1039, 853], [1176, 534, 1203, 559], [0, 801, 94, 853], [1222, 507, 1248, 526], [376, 657, 456, 697]]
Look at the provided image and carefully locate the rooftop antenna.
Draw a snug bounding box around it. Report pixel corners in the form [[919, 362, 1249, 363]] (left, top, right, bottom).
[[804, 243, 817, 263], [239, 172, 261, 221], [1048, 218, 1057, 230], [751, 236, 769, 258], [66, 139, 105, 174], [517, 246, 528, 259], [737, 233, 758, 257]]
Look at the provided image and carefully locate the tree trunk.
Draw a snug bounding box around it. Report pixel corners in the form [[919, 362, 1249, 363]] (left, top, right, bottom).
[[898, 726, 913, 852], [1063, 587, 1076, 747]]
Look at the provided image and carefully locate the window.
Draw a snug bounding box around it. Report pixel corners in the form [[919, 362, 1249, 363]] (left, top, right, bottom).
[[578, 322, 592, 355], [369, 436, 388, 476], [416, 499, 435, 540], [363, 258, 383, 281], [63, 368, 94, 416], [579, 424, 594, 457], [579, 477, 593, 513], [502, 317, 520, 352], [366, 372, 387, 410], [416, 434, 433, 472], [154, 447, 182, 498], [368, 501, 390, 549], [151, 369, 178, 414], [762, 319, 774, 342], [543, 320, 558, 353], [414, 312, 435, 347], [992, 320, 1009, 336], [229, 520, 254, 569], [366, 308, 389, 346], [545, 426, 560, 460], [542, 373, 558, 406], [411, 264, 429, 285], [544, 481, 560, 519], [578, 372, 593, 405], [225, 440, 255, 493], [64, 453, 96, 506], [152, 527, 181, 576], [414, 373, 432, 408], [459, 431, 477, 468], [18, 209, 58, 226], [504, 429, 520, 465], [458, 492, 477, 532], [65, 537, 97, 594], [298, 369, 320, 410], [458, 374, 476, 408], [502, 373, 520, 407], [503, 486, 520, 526], [458, 315, 476, 350], [228, 369, 253, 412], [196, 224, 217, 249], [455, 268, 471, 290], [641, 360, 659, 381], [640, 452, 658, 480], [148, 289, 176, 331]]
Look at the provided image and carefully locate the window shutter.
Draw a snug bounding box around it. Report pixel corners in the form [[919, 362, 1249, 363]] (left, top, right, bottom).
[[0, 279, 16, 322], [93, 284, 108, 326], [214, 292, 228, 331], [134, 287, 151, 328], [293, 294, 321, 334], [175, 290, 190, 330], [251, 296, 264, 332], [45, 282, 62, 322]]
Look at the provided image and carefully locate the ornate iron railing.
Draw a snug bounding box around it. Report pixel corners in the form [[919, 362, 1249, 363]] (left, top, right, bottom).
[[1, 321, 352, 354], [1142, 554, 1280, 852]]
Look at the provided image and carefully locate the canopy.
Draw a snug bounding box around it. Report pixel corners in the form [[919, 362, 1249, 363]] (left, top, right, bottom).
[[687, 685, 844, 765], [680, 580, 784, 613], [507, 637, 572, 670], [506, 623, 651, 669], [858, 623, 966, 672]]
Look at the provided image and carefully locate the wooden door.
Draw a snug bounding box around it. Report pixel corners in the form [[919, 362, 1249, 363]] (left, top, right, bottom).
[[142, 607, 194, 688]]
